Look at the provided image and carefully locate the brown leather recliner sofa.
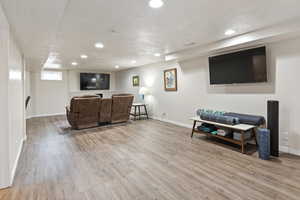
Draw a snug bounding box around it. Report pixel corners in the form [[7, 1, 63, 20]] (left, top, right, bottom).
[[66, 94, 134, 129]]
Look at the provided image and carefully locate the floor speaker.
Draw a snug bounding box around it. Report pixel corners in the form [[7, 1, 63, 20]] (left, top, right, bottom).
[[267, 100, 279, 157]]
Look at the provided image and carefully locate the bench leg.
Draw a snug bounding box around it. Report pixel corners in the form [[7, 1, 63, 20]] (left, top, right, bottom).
[[191, 120, 197, 138], [253, 128, 258, 147], [241, 131, 246, 154]]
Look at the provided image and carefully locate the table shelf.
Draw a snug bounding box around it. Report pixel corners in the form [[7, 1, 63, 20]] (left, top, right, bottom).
[[193, 129, 252, 146], [190, 117, 258, 154]]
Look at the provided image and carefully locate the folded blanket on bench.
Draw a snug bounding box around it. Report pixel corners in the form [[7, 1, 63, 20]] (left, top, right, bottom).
[[199, 112, 239, 125], [224, 112, 265, 126], [196, 109, 265, 126]]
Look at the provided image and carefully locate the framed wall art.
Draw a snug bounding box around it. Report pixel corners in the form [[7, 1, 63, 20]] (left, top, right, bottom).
[[132, 75, 140, 87], [164, 68, 177, 91]]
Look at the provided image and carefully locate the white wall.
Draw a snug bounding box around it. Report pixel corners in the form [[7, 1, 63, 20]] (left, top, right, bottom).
[[28, 69, 118, 117], [116, 37, 300, 155], [0, 4, 25, 188], [30, 70, 69, 116], [25, 70, 32, 117], [0, 3, 10, 188], [8, 31, 25, 183]]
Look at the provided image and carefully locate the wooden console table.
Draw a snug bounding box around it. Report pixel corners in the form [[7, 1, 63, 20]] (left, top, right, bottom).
[[190, 117, 258, 154], [130, 103, 149, 120]]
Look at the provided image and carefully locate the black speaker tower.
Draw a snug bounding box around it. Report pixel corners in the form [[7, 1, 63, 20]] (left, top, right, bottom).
[[267, 100, 279, 157]]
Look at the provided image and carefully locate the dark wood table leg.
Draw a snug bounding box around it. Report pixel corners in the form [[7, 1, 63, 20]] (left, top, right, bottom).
[[134, 106, 137, 120], [253, 128, 258, 147], [138, 105, 141, 120], [191, 120, 197, 138], [144, 105, 149, 119], [241, 131, 245, 154]]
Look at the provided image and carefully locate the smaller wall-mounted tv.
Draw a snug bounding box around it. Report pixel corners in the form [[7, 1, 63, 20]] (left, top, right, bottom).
[[80, 73, 110, 90], [209, 46, 267, 85]]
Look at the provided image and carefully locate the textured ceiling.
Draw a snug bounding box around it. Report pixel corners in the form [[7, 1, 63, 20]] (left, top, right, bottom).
[[1, 0, 300, 71]]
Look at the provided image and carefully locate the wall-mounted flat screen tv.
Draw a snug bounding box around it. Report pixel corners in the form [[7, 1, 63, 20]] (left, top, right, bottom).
[[209, 46, 267, 85], [80, 73, 110, 90]]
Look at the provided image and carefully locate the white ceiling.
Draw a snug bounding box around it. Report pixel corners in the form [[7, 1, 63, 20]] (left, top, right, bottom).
[[1, 0, 300, 71]]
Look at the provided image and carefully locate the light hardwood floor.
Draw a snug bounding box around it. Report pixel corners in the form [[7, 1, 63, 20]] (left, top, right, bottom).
[[1, 116, 300, 200]]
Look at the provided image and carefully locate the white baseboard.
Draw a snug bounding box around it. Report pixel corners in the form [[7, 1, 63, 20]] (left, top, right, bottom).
[[10, 138, 25, 185], [152, 116, 193, 129], [26, 113, 65, 119], [280, 146, 300, 156], [279, 146, 289, 153]]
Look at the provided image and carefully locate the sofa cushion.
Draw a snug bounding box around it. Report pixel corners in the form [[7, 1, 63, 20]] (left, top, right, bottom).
[[99, 98, 112, 123], [111, 95, 134, 123], [67, 96, 100, 129]]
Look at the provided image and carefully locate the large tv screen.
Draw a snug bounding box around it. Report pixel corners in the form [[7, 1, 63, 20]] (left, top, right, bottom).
[[80, 73, 110, 90], [209, 47, 267, 85]]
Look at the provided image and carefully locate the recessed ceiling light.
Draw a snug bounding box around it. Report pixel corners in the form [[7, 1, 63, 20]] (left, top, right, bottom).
[[43, 63, 61, 69], [95, 42, 104, 49], [115, 65, 120, 69], [80, 54, 88, 59], [131, 60, 137, 64], [154, 53, 161, 57], [149, 0, 164, 8], [71, 62, 78, 66], [225, 29, 236, 36]]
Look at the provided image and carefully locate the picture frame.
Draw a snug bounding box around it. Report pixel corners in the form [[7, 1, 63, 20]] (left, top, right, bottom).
[[164, 68, 177, 91], [132, 75, 140, 87]]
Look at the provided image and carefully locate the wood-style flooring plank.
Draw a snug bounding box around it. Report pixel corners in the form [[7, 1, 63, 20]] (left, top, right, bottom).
[[0, 115, 300, 200]]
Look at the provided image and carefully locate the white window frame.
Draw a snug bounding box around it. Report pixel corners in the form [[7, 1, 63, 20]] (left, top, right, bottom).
[[41, 70, 63, 81]]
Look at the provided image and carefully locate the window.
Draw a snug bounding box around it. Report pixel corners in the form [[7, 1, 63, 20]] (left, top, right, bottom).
[[9, 69, 22, 80], [41, 70, 63, 81]]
